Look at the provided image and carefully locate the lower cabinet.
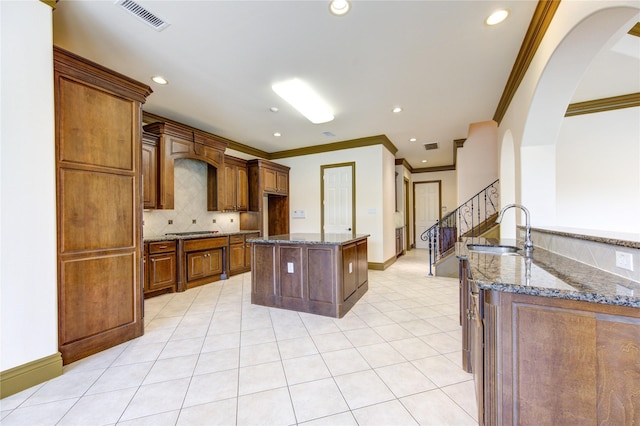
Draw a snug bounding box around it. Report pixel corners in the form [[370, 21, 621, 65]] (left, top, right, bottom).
[[229, 233, 259, 275], [179, 237, 229, 290], [144, 241, 177, 297], [467, 281, 640, 425]]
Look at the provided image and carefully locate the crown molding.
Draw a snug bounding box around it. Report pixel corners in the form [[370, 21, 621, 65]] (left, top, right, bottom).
[[565, 93, 640, 117], [269, 135, 398, 160], [629, 22, 640, 37], [40, 0, 56, 8], [493, 0, 561, 124], [142, 111, 271, 158], [404, 138, 466, 174]]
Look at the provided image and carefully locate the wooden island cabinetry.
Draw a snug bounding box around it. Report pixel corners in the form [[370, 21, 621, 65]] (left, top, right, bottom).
[[250, 234, 369, 318]]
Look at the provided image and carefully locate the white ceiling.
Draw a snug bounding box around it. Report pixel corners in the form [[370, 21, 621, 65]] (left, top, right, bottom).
[[52, 1, 637, 168]]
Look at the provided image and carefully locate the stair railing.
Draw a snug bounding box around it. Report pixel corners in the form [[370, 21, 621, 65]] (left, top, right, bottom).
[[421, 179, 500, 275]]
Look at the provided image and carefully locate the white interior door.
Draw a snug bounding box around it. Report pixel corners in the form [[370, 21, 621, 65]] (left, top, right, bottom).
[[415, 182, 440, 249], [323, 165, 353, 234]]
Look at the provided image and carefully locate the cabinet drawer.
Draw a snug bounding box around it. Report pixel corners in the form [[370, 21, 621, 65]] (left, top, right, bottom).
[[183, 237, 228, 251], [230, 235, 245, 244], [149, 240, 176, 254]]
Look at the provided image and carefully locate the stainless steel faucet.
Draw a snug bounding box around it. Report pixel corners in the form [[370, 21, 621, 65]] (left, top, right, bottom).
[[496, 204, 533, 255]]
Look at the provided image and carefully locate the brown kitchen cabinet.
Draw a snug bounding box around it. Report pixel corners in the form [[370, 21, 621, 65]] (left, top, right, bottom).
[[251, 234, 369, 318], [247, 159, 290, 236], [395, 227, 404, 257], [142, 131, 159, 209], [177, 236, 228, 290], [229, 232, 259, 275], [463, 272, 640, 425], [145, 241, 177, 296], [222, 155, 248, 212], [54, 47, 151, 364], [143, 121, 227, 210]]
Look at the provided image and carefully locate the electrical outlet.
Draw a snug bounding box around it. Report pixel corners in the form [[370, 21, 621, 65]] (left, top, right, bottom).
[[212, 219, 216, 223], [192, 219, 197, 224], [615, 251, 634, 271], [287, 262, 294, 273], [230, 218, 234, 223], [168, 219, 173, 225]]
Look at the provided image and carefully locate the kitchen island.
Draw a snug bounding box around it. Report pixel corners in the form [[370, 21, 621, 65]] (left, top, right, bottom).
[[248, 233, 369, 318], [457, 237, 640, 425]]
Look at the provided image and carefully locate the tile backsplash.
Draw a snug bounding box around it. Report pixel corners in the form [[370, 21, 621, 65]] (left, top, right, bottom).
[[143, 158, 240, 237], [523, 228, 640, 283]]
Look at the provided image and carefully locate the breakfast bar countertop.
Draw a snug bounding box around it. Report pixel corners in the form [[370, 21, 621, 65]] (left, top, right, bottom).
[[456, 237, 640, 308]]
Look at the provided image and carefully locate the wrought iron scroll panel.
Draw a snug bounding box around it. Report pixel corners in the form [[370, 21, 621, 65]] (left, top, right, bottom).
[[420, 179, 499, 275]]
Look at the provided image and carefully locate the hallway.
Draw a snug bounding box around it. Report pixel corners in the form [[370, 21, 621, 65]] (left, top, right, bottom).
[[1, 249, 477, 425]]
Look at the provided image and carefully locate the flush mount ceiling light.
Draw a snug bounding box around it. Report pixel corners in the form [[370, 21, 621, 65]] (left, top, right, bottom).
[[392, 106, 403, 113], [272, 79, 334, 124], [269, 107, 279, 113], [329, 0, 350, 16], [273, 132, 282, 137], [486, 9, 509, 26], [151, 75, 168, 85], [421, 160, 428, 163], [409, 137, 417, 142]]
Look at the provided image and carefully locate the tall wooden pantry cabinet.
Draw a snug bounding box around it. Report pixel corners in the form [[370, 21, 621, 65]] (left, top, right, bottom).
[[54, 47, 152, 364]]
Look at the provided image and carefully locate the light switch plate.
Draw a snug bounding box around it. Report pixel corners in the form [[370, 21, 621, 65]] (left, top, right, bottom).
[[287, 262, 294, 273]]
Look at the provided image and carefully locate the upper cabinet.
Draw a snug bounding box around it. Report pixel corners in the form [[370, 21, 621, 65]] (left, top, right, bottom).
[[248, 159, 290, 210], [222, 155, 248, 212], [143, 121, 227, 210], [142, 131, 159, 209]]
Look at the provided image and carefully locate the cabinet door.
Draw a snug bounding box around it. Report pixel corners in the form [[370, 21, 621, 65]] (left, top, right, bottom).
[[276, 171, 288, 194], [470, 290, 484, 424], [356, 239, 368, 288], [229, 242, 245, 273], [142, 141, 157, 209], [148, 253, 176, 291], [223, 164, 237, 211], [342, 243, 357, 300], [263, 168, 277, 192], [237, 166, 248, 211]]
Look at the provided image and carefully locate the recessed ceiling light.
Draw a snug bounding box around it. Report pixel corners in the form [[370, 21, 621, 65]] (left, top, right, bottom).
[[269, 107, 279, 113], [151, 75, 168, 85], [421, 160, 428, 163], [486, 9, 509, 26], [273, 132, 281, 137], [409, 137, 417, 142], [392, 107, 403, 113], [272, 79, 334, 124], [329, 0, 350, 16]]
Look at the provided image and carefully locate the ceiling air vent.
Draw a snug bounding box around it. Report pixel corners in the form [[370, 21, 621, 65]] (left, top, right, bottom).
[[115, 0, 170, 31], [423, 142, 439, 150]]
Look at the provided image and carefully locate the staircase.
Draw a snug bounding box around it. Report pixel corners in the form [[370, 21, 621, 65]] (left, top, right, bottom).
[[420, 179, 499, 275]]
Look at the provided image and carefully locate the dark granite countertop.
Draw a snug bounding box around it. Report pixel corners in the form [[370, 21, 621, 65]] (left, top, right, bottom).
[[247, 233, 370, 245], [457, 237, 640, 308], [144, 230, 260, 243]]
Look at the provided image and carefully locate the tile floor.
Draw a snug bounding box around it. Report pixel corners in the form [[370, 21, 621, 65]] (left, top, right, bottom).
[[0, 249, 477, 425]]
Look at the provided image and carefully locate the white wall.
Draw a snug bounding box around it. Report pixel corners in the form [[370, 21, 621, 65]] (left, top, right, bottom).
[[277, 144, 394, 264], [498, 1, 640, 234], [556, 107, 640, 233], [456, 121, 499, 205], [1, 0, 58, 371]]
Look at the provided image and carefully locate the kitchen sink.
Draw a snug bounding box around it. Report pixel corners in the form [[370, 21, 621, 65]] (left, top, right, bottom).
[[467, 244, 520, 255]]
